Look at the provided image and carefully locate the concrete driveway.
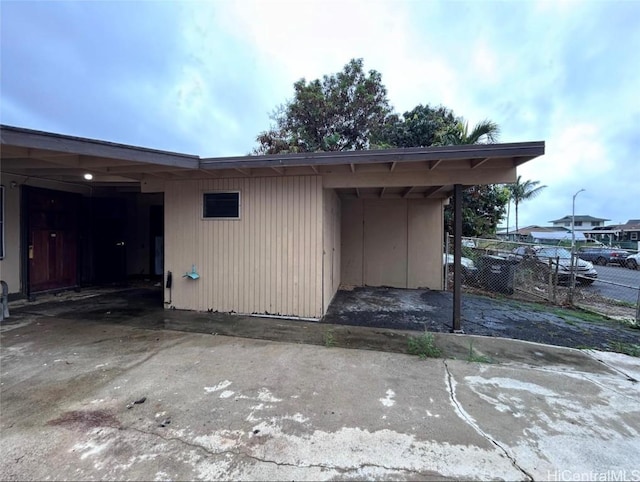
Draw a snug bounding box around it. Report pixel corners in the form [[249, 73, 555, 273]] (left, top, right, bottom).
[[1, 316, 639, 481]]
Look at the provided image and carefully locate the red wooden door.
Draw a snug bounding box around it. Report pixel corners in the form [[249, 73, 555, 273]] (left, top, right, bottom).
[[27, 187, 79, 293]]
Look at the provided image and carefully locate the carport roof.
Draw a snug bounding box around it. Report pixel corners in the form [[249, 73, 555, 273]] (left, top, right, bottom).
[[1, 125, 544, 195]]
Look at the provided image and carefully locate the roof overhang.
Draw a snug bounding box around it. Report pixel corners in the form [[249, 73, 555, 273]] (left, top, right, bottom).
[[1, 125, 545, 198]]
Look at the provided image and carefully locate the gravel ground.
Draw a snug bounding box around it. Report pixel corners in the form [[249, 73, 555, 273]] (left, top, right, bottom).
[[323, 287, 640, 351]]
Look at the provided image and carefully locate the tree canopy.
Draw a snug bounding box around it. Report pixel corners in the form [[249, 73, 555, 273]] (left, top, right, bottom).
[[254, 59, 392, 154], [372, 104, 458, 148]]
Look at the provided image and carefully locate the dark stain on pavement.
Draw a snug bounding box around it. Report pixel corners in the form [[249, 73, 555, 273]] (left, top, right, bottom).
[[48, 410, 120, 430]]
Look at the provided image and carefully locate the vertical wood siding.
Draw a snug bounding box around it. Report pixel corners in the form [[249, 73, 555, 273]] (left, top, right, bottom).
[[322, 189, 341, 312], [164, 176, 324, 318]]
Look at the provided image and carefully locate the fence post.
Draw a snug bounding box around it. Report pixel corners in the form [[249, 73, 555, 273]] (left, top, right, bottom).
[[548, 258, 553, 302], [444, 235, 450, 290], [568, 252, 577, 305]]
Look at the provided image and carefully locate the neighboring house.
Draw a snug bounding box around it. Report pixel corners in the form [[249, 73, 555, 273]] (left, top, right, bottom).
[[548, 215, 609, 231], [587, 220, 640, 249], [497, 225, 566, 241], [0, 125, 544, 319]]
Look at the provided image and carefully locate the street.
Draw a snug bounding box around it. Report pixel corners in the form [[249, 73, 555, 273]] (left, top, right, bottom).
[[588, 265, 640, 303]]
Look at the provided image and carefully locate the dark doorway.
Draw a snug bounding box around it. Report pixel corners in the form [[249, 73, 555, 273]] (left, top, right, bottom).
[[91, 197, 127, 284], [26, 186, 80, 293]]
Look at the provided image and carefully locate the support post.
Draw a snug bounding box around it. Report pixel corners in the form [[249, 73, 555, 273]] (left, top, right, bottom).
[[452, 184, 463, 333]]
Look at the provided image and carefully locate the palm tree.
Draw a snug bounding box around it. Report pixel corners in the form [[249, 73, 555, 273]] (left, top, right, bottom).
[[435, 119, 500, 145], [508, 176, 547, 235]]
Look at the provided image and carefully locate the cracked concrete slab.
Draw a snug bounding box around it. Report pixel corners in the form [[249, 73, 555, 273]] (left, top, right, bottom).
[[1, 317, 639, 481]]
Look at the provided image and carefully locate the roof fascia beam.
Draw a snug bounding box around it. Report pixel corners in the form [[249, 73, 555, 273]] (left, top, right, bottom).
[[0, 127, 199, 169]]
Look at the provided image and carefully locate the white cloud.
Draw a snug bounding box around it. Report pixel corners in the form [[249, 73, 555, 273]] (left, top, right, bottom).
[[1, 0, 638, 224]]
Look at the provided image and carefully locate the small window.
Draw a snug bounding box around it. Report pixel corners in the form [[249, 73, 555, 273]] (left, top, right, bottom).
[[592, 221, 600, 226], [574, 221, 582, 227], [564, 222, 570, 226], [631, 232, 638, 241], [0, 185, 4, 259], [203, 192, 240, 219]]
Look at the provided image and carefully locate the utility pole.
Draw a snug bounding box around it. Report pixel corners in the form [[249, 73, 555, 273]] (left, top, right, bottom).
[[569, 189, 585, 304]]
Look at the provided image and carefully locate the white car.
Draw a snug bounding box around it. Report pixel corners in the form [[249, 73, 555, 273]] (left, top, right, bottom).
[[626, 252, 640, 270], [443, 254, 478, 284]]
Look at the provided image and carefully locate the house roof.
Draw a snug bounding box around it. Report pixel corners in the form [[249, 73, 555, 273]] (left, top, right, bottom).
[[549, 215, 610, 223], [1, 124, 545, 198], [516, 225, 568, 235], [595, 220, 640, 231]]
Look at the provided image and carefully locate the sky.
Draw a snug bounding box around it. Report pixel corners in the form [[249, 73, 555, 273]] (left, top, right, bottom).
[[1, 0, 639, 229]]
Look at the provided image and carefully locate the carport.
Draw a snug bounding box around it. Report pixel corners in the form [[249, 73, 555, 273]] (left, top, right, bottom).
[[1, 125, 545, 330], [0, 126, 198, 300]]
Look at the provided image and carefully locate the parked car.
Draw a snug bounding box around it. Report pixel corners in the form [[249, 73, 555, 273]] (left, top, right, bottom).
[[443, 254, 478, 284], [462, 238, 476, 248], [578, 247, 629, 266], [510, 246, 598, 285], [626, 252, 640, 270]]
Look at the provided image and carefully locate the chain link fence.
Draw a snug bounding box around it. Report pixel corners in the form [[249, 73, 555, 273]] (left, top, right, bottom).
[[444, 236, 640, 324]]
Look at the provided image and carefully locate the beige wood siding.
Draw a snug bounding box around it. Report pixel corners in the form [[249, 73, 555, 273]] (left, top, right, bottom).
[[341, 198, 443, 290], [322, 189, 341, 312], [1, 174, 21, 293], [408, 199, 444, 289], [364, 200, 408, 288], [164, 176, 324, 318]]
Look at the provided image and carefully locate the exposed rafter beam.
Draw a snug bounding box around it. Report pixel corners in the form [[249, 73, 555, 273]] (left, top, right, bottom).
[[402, 186, 415, 198], [423, 186, 442, 198], [310, 165, 319, 174], [429, 159, 442, 170], [471, 157, 490, 169], [198, 169, 218, 178], [350, 163, 356, 173], [323, 169, 516, 189], [234, 168, 250, 176], [355, 188, 360, 198], [271, 166, 284, 174], [390, 161, 397, 172], [380, 187, 386, 198]]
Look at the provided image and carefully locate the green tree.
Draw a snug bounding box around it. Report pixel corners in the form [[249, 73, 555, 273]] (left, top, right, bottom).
[[507, 176, 547, 234], [254, 58, 392, 154], [372, 104, 458, 148], [444, 185, 510, 237]]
